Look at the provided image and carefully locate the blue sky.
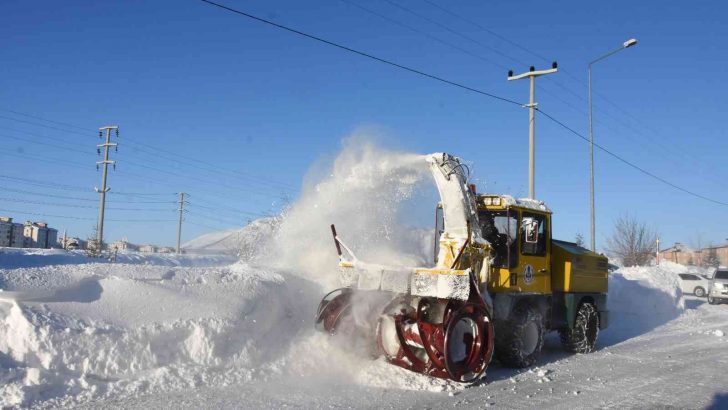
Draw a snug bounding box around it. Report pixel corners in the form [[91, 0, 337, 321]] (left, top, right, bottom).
[[1, 0, 726, 249]]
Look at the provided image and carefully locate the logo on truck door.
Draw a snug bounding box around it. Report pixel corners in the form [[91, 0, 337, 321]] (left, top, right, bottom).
[[524, 264, 534, 284]]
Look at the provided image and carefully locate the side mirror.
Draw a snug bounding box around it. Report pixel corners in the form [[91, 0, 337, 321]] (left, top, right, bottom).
[[522, 217, 539, 244]]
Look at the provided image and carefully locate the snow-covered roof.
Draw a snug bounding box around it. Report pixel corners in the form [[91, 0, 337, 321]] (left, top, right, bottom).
[[660, 243, 693, 253], [482, 194, 551, 213]]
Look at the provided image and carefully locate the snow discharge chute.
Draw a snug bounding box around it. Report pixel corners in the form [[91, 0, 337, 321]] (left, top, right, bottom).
[[315, 153, 494, 382]]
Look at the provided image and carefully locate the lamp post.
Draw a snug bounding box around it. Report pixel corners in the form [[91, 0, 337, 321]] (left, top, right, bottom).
[[588, 38, 638, 252]]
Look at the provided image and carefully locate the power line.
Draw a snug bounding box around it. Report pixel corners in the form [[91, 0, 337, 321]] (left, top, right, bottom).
[[381, 0, 520, 68], [187, 201, 269, 218], [201, 0, 728, 208], [186, 209, 249, 226], [0, 196, 175, 211], [0, 174, 90, 192], [347, 0, 722, 188], [337, 0, 508, 70], [536, 108, 728, 207], [0, 108, 95, 132], [0, 133, 93, 155], [185, 220, 231, 232], [419, 0, 551, 64], [413, 0, 722, 182], [123, 139, 298, 192], [0, 185, 168, 204], [0, 112, 299, 193], [200, 0, 522, 107], [0, 208, 174, 223], [0, 114, 90, 137]]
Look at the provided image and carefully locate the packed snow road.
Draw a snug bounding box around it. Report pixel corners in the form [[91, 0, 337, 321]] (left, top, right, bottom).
[[72, 296, 728, 410]]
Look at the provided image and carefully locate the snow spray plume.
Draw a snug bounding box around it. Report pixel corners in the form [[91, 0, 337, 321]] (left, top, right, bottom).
[[268, 137, 433, 289]]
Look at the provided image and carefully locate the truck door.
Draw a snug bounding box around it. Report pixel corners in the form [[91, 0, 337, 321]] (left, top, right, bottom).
[[517, 212, 551, 293]]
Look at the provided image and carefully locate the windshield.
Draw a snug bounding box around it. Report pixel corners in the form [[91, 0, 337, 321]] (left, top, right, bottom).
[[715, 270, 728, 280], [479, 210, 518, 268]]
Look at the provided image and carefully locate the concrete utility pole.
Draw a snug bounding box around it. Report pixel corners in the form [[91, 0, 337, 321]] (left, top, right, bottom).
[[176, 192, 186, 254], [588, 38, 638, 252], [96, 125, 119, 252], [507, 63, 558, 199]]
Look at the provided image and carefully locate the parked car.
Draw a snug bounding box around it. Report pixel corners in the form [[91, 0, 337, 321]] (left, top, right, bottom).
[[678, 273, 710, 297], [708, 269, 728, 305]]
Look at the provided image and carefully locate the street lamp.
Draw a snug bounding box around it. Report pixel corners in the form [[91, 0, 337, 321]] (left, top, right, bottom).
[[588, 38, 638, 252]]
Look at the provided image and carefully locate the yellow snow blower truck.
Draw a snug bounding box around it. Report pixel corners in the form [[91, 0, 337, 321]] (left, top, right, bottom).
[[315, 153, 608, 382]]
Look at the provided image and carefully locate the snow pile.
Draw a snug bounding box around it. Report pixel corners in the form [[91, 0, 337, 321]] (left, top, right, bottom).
[[0, 260, 323, 407], [603, 261, 685, 343], [182, 217, 281, 259], [0, 247, 235, 269], [0, 141, 449, 407]]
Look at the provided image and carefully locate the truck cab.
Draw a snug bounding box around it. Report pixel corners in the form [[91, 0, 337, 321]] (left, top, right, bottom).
[[434, 192, 609, 367]]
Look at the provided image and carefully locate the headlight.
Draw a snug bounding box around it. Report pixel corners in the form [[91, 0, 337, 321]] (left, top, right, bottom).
[[484, 197, 492, 205], [492, 197, 501, 206]]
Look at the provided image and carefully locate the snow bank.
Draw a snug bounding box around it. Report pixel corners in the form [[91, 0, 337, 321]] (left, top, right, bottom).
[[182, 217, 281, 259], [0, 140, 450, 407], [602, 261, 685, 344], [0, 261, 323, 407], [0, 247, 236, 270]]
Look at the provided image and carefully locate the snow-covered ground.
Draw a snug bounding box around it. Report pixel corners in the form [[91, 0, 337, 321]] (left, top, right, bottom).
[[2, 250, 727, 409], [2, 145, 727, 408]]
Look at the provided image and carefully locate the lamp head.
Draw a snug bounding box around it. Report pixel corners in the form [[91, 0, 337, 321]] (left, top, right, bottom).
[[623, 38, 638, 48]]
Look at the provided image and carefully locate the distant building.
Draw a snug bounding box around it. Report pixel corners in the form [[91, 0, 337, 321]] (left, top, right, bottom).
[[703, 244, 728, 268], [23, 221, 58, 249], [659, 242, 728, 268], [111, 239, 138, 252], [0, 217, 25, 248], [659, 242, 694, 265], [157, 246, 175, 254], [138, 244, 157, 253]]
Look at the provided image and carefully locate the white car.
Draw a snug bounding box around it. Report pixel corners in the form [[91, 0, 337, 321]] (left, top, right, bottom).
[[708, 269, 728, 305], [678, 273, 710, 297]]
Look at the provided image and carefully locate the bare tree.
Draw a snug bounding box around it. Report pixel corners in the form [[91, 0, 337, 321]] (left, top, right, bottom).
[[691, 232, 705, 267], [606, 213, 658, 267], [575, 232, 585, 247], [705, 244, 720, 268], [85, 225, 103, 258]]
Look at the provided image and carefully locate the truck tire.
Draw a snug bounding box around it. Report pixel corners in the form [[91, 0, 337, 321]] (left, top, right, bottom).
[[560, 302, 599, 354], [494, 303, 544, 368], [694, 287, 706, 298], [708, 296, 716, 305]]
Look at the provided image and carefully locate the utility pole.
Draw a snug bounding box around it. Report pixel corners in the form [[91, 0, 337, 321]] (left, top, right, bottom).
[[176, 192, 186, 254], [507, 63, 558, 199], [656, 237, 660, 265], [95, 125, 119, 253]]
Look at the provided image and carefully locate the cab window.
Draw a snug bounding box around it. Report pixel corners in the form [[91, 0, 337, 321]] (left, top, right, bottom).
[[479, 210, 518, 268], [521, 212, 547, 256]]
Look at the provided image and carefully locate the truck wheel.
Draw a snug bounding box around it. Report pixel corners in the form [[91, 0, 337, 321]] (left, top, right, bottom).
[[494, 303, 544, 368], [708, 296, 716, 305], [560, 302, 599, 354], [694, 287, 706, 298]]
